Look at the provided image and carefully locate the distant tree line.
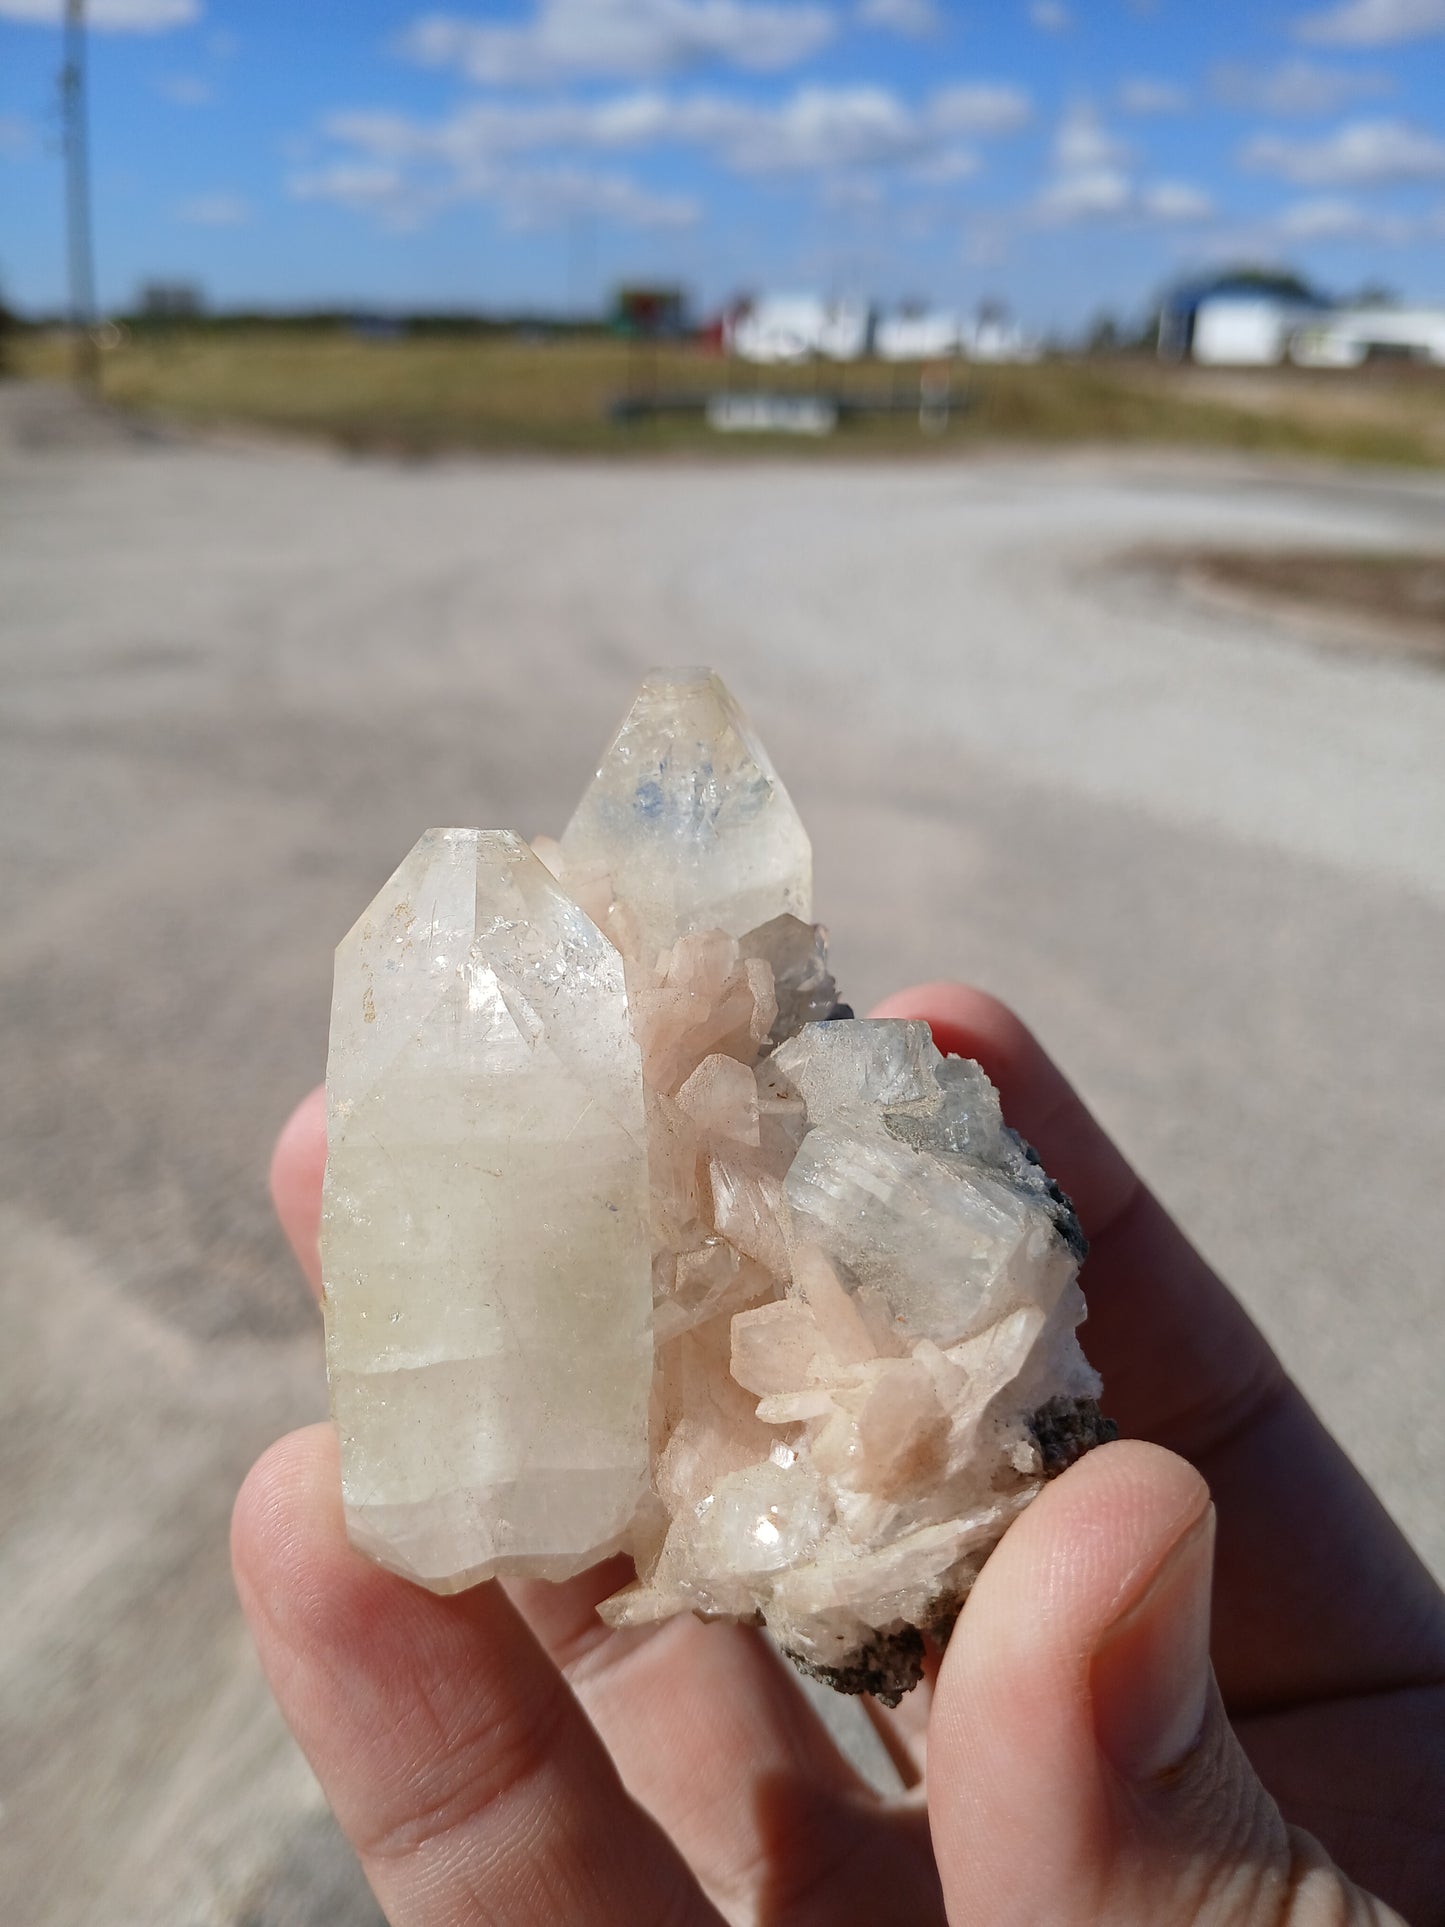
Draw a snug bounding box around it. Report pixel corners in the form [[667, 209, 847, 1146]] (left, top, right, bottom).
[[7, 306, 619, 339]]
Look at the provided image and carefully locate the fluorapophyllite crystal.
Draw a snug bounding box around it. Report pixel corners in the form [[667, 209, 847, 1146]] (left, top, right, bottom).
[[323, 669, 1113, 1701]]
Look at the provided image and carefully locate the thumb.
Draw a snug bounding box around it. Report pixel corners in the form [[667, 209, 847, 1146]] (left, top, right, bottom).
[[928, 1440, 1401, 1925]]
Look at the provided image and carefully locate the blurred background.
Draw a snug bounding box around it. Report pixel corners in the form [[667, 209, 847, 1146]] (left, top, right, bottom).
[[2, 3, 1443, 1923]]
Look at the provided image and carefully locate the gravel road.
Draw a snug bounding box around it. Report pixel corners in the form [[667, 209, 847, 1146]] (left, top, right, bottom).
[[2, 384, 1442, 1925]]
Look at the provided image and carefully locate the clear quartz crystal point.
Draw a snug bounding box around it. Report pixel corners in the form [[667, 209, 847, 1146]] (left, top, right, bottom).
[[322, 828, 653, 1592], [559, 667, 812, 963]]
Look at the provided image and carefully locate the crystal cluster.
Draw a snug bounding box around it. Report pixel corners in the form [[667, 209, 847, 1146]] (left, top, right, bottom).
[[323, 670, 1112, 1701]]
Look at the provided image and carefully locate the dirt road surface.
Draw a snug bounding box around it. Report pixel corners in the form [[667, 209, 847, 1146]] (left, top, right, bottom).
[[3, 385, 1443, 1924]]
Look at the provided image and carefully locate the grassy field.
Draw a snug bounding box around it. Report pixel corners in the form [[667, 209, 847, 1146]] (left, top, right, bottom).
[[12, 325, 1445, 465]]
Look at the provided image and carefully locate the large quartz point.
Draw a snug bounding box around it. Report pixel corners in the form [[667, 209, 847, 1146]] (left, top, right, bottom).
[[322, 828, 652, 1591], [323, 673, 1114, 1699]]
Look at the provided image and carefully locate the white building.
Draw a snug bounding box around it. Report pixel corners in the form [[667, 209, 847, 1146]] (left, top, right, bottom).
[[1190, 293, 1316, 367], [1290, 306, 1445, 368], [873, 305, 1041, 363], [874, 309, 962, 361], [1165, 276, 1445, 370], [727, 296, 872, 363]]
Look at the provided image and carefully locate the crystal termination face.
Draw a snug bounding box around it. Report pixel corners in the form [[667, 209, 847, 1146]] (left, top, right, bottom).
[[322, 674, 1113, 1698]]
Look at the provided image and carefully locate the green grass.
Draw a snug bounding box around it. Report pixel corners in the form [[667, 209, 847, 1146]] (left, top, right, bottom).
[[12, 326, 1445, 466]]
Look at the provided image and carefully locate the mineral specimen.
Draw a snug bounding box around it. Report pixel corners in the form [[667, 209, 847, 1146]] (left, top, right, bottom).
[[323, 670, 1113, 1701]]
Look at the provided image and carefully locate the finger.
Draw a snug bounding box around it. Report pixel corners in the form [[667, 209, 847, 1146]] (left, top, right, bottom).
[[861, 1686, 930, 1790], [268, 1100, 944, 1922], [232, 1424, 722, 1927], [870, 985, 1445, 1712], [270, 1085, 325, 1297], [1237, 1686, 1445, 1924], [504, 1565, 942, 1923], [868, 982, 1271, 1452], [928, 1440, 1405, 1927], [856, 1645, 942, 1792]]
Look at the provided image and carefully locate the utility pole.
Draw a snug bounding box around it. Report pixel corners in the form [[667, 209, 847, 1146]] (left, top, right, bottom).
[[60, 0, 99, 391]]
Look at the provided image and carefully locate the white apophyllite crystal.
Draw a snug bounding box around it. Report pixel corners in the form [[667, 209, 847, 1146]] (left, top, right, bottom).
[[322, 827, 653, 1591], [323, 672, 1112, 1698], [558, 667, 812, 964]]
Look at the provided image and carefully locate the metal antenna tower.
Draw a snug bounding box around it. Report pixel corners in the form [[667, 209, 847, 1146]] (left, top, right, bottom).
[[60, 0, 98, 389]]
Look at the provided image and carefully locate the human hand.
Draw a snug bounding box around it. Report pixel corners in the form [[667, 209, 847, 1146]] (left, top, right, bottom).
[[234, 983, 1445, 1924]]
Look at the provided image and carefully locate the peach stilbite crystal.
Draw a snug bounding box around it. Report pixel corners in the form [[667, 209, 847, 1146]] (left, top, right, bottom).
[[322, 673, 1112, 1699]]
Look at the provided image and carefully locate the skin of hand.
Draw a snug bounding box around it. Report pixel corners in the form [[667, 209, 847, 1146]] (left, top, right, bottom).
[[234, 982, 1445, 1927]]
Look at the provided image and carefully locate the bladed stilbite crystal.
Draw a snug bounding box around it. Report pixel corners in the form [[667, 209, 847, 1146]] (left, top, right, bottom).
[[322, 828, 653, 1591], [323, 672, 1114, 1698]]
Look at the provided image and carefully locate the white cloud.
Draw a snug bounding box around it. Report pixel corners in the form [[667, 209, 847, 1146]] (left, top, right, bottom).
[[176, 191, 250, 224], [820, 171, 886, 209], [1294, 0, 1445, 43], [719, 85, 944, 170], [930, 84, 1033, 136], [1038, 167, 1133, 219], [156, 73, 212, 105], [289, 163, 440, 231], [1053, 102, 1132, 173], [1118, 76, 1188, 115], [290, 156, 697, 232], [1211, 58, 1392, 115], [302, 78, 1029, 245], [323, 102, 597, 162], [1275, 194, 1413, 238], [1243, 118, 1445, 184], [496, 167, 699, 229], [856, 0, 939, 33], [909, 146, 980, 184], [1037, 105, 1211, 225], [0, 0, 198, 27], [1029, 0, 1071, 27], [322, 80, 1030, 181], [397, 0, 834, 84], [290, 164, 409, 214], [1036, 171, 1213, 223], [1142, 179, 1214, 220]]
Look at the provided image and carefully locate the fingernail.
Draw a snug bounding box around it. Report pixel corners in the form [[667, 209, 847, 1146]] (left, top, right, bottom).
[[1091, 1504, 1215, 1781]]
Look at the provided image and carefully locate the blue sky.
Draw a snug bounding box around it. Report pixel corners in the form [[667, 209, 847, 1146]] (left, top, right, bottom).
[[2, 0, 1444, 329]]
